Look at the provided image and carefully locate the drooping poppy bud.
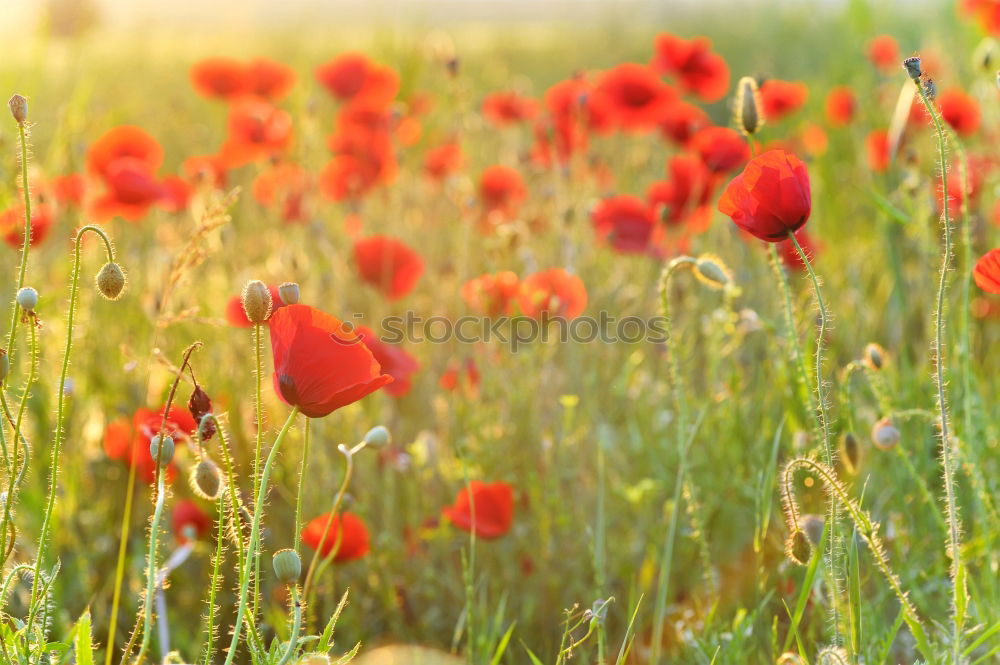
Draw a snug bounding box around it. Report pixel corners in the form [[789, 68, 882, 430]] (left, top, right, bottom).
[[96, 262, 127, 300]]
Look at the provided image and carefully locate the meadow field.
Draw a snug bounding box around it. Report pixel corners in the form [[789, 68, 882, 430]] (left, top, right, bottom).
[[0, 0, 997, 663]]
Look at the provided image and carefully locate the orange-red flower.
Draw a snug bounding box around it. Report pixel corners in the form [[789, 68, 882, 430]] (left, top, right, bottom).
[[225, 284, 285, 327], [974, 248, 1000, 294], [659, 101, 710, 145], [591, 195, 658, 254], [866, 129, 890, 172], [442, 481, 514, 540], [440, 357, 480, 396], [218, 99, 293, 168], [482, 91, 539, 126], [172, 500, 212, 544], [315, 53, 399, 106], [518, 269, 588, 320], [824, 86, 856, 126], [689, 127, 749, 173], [245, 57, 297, 100], [252, 162, 312, 222], [190, 57, 249, 100], [103, 406, 197, 484], [462, 271, 521, 316], [962, 0, 1000, 35], [867, 35, 899, 71], [647, 153, 714, 225], [183, 154, 229, 189], [592, 63, 677, 131], [86, 125, 166, 222], [760, 79, 808, 122], [353, 235, 424, 300], [651, 34, 730, 102], [50, 174, 86, 206], [718, 149, 811, 242], [2, 203, 54, 249], [268, 304, 393, 418], [423, 141, 464, 181], [938, 88, 980, 135], [479, 165, 527, 219], [302, 512, 370, 562], [354, 325, 420, 398]]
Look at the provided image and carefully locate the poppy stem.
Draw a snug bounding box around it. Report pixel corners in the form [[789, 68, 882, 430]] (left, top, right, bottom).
[[134, 467, 168, 665], [3, 119, 34, 369], [294, 418, 310, 553], [251, 322, 265, 620], [913, 77, 966, 664], [223, 405, 299, 665], [275, 587, 302, 665]]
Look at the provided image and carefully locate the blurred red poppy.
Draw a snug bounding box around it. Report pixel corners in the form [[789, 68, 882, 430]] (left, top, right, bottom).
[[867, 35, 899, 71], [302, 512, 370, 562], [183, 154, 229, 189], [760, 79, 808, 122], [225, 284, 285, 327], [593, 63, 677, 131], [937, 157, 988, 215], [962, 0, 1000, 35], [718, 149, 811, 242], [442, 481, 514, 540], [689, 127, 749, 173], [973, 248, 1000, 294], [218, 99, 293, 168], [172, 499, 212, 544], [252, 162, 312, 222], [87, 126, 166, 222], [482, 91, 539, 126], [518, 269, 588, 320], [353, 235, 424, 300], [158, 176, 192, 213], [190, 57, 249, 100], [245, 57, 296, 101], [938, 88, 980, 135], [315, 53, 399, 106], [50, 174, 86, 206], [440, 357, 480, 395], [591, 195, 658, 254], [462, 271, 521, 316], [354, 325, 420, 398], [824, 86, 856, 126], [103, 406, 197, 484], [268, 304, 393, 418], [423, 141, 464, 181], [659, 101, 710, 145], [651, 34, 730, 102], [479, 165, 527, 219], [647, 153, 714, 226], [866, 129, 890, 172], [2, 203, 54, 249]]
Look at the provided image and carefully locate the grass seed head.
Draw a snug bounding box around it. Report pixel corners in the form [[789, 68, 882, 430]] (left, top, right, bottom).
[[241, 279, 272, 324], [7, 94, 27, 124], [96, 262, 127, 300]]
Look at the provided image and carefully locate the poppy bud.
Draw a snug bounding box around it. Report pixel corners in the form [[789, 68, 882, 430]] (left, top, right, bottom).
[[693, 253, 734, 290], [8, 94, 27, 125], [241, 280, 272, 324], [785, 529, 812, 566], [198, 413, 217, 441], [839, 432, 861, 475], [149, 435, 175, 468], [363, 425, 391, 448], [278, 281, 300, 305], [191, 459, 224, 500], [16, 287, 38, 313], [921, 76, 937, 100], [734, 76, 763, 136], [96, 262, 127, 300], [0, 349, 7, 385], [272, 548, 302, 585], [863, 342, 886, 371], [871, 417, 900, 450], [902, 56, 922, 80]]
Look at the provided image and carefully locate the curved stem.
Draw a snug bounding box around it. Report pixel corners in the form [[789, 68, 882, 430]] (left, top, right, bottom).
[[275, 587, 302, 665]]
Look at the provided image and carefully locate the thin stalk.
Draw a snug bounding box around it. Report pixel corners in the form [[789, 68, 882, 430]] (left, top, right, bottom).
[[4, 120, 34, 366], [293, 418, 310, 553], [251, 323, 264, 620], [133, 469, 168, 665], [275, 587, 302, 665]]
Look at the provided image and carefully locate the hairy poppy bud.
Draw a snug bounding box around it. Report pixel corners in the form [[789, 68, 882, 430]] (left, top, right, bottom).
[[902, 56, 922, 80], [693, 254, 734, 290], [197, 413, 217, 441], [272, 548, 302, 585], [191, 459, 224, 500], [863, 342, 886, 371], [149, 435, 175, 468], [278, 282, 300, 305], [921, 76, 937, 100], [839, 432, 861, 475], [785, 529, 812, 566], [16, 287, 38, 312], [0, 349, 8, 384], [363, 425, 391, 448], [8, 94, 27, 125], [871, 417, 900, 450], [734, 76, 763, 136], [96, 262, 127, 300], [241, 280, 272, 324]]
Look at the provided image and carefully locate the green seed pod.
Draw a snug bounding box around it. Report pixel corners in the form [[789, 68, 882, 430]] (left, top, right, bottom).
[[363, 425, 391, 448], [272, 548, 302, 585], [149, 435, 175, 468], [734, 76, 763, 136], [785, 529, 812, 566], [278, 282, 300, 305], [191, 459, 223, 500], [96, 262, 127, 300], [16, 287, 38, 312], [241, 280, 272, 324], [871, 417, 900, 451], [8, 94, 27, 124], [693, 254, 734, 291], [902, 56, 922, 80]]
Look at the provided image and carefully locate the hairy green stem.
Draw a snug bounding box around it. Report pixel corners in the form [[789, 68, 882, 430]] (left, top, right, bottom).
[[275, 587, 302, 665]]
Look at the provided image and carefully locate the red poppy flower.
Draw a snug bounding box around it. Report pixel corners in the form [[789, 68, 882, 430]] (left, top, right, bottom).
[[647, 153, 714, 225], [479, 165, 527, 219], [103, 406, 197, 484], [867, 35, 899, 71], [354, 325, 420, 398], [462, 271, 521, 316], [718, 149, 811, 242], [778, 230, 820, 272], [973, 248, 1000, 294], [591, 195, 658, 254], [225, 284, 285, 327], [938, 88, 980, 135], [482, 91, 539, 126], [2, 203, 54, 249], [320, 114, 397, 201], [252, 162, 311, 222], [268, 304, 393, 418], [824, 86, 856, 127], [440, 357, 480, 395], [962, 0, 1000, 34], [158, 176, 192, 213], [218, 99, 293, 168], [190, 57, 249, 100], [592, 63, 677, 131], [866, 130, 890, 172], [760, 79, 808, 122], [87, 125, 163, 179], [245, 57, 296, 101], [689, 127, 749, 173], [352, 235, 424, 301], [541, 76, 613, 162], [442, 481, 514, 540], [50, 174, 86, 206], [518, 269, 588, 320], [651, 34, 730, 102], [315, 53, 398, 106], [172, 499, 212, 544], [302, 511, 370, 562], [423, 142, 464, 181], [659, 101, 710, 145], [800, 124, 828, 158]]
